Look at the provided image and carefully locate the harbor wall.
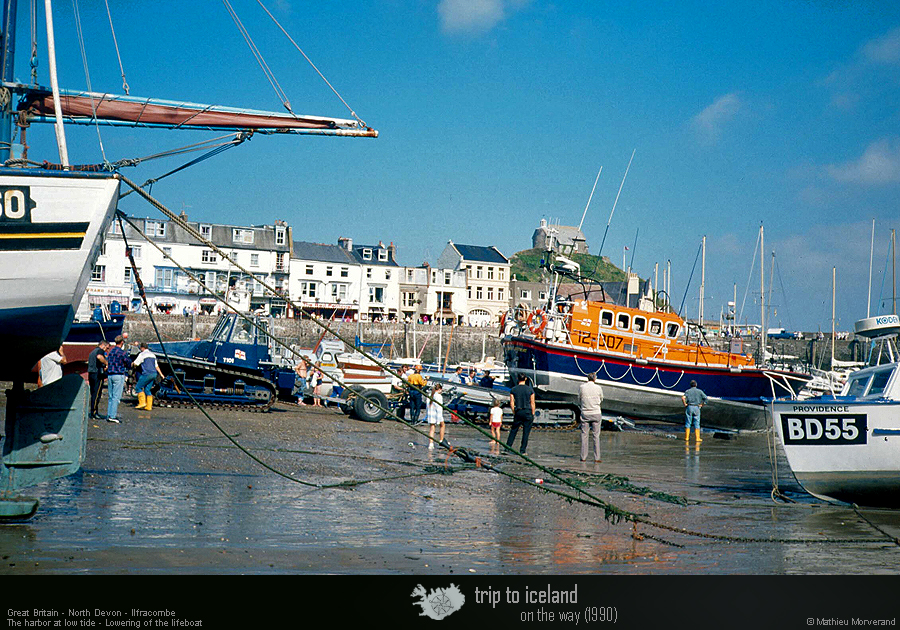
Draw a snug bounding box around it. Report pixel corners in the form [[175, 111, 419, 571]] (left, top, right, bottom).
[[123, 314, 861, 367], [123, 314, 504, 365]]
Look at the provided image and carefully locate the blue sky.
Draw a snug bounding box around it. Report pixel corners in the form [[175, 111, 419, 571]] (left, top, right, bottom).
[[18, 0, 900, 331]]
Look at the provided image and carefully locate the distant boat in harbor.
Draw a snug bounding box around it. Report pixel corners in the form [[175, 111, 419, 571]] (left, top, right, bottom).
[[770, 314, 900, 507]]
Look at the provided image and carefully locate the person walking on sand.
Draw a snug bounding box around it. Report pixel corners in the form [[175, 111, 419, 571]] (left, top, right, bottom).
[[407, 364, 427, 424], [426, 383, 445, 450], [507, 374, 536, 455], [682, 380, 708, 443], [489, 397, 504, 454], [579, 372, 604, 462], [294, 357, 308, 405], [105, 335, 131, 423], [134, 342, 164, 411]]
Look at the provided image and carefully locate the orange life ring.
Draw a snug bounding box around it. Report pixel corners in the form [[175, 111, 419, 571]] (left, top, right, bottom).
[[527, 309, 548, 335]]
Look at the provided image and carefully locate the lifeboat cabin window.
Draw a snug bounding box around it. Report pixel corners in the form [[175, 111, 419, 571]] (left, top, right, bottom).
[[616, 313, 630, 330], [649, 319, 663, 336], [846, 374, 870, 397], [665, 322, 680, 338], [600, 310, 614, 328], [866, 368, 894, 398], [633, 316, 647, 333]]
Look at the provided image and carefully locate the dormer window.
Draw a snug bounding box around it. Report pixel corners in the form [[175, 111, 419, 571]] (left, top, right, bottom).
[[232, 228, 254, 244], [378, 249, 388, 262], [274, 226, 286, 246], [362, 248, 372, 261], [145, 220, 165, 237]]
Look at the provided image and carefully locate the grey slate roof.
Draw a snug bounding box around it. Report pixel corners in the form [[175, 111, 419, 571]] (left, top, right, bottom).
[[292, 240, 357, 264], [452, 244, 508, 264]]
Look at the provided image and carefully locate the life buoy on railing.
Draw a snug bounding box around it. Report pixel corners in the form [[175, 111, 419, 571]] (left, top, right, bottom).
[[527, 309, 548, 335]]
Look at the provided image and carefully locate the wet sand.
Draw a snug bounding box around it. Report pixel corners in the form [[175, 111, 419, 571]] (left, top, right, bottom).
[[2, 397, 899, 575]]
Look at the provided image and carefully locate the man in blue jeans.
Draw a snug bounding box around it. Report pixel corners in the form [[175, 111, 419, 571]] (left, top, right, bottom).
[[105, 335, 132, 424], [682, 380, 708, 443]]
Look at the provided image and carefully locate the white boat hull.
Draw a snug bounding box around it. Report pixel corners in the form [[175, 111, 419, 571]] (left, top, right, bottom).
[[771, 398, 900, 507], [0, 170, 120, 380]]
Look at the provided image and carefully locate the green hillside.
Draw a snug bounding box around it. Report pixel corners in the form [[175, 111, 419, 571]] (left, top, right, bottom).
[[509, 248, 627, 283]]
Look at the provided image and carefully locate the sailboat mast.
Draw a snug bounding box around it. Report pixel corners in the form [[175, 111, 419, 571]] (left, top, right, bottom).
[[831, 266, 836, 368], [867, 219, 875, 318], [44, 0, 69, 167], [760, 225, 767, 362], [699, 235, 706, 328]]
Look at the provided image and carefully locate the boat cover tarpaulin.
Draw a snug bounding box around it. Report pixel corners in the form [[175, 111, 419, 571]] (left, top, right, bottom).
[[20, 89, 378, 136]]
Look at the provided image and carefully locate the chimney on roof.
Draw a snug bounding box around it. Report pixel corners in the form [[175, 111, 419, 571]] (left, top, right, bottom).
[[338, 236, 352, 251], [388, 241, 396, 262]]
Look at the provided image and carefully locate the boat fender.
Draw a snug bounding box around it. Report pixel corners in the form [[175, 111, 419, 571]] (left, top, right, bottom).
[[527, 309, 548, 335]]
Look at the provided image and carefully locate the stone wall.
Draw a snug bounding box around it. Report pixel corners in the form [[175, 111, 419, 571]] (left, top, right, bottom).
[[124, 314, 503, 364]]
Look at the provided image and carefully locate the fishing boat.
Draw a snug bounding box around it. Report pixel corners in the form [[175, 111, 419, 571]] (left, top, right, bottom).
[[501, 254, 809, 432], [0, 0, 376, 517], [770, 314, 900, 507]]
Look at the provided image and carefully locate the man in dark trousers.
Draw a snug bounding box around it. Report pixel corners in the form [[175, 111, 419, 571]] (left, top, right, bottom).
[[507, 374, 536, 455], [87, 340, 110, 419]]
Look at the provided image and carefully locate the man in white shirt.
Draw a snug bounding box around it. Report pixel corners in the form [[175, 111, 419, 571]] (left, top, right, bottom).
[[578, 372, 604, 462], [39, 346, 66, 387]]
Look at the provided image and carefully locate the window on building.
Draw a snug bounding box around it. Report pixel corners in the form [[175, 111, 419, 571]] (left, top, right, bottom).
[[145, 220, 165, 237], [326, 266, 333, 277], [124, 267, 132, 283], [301, 282, 317, 299], [487, 287, 494, 301], [131, 245, 141, 259], [276, 252, 286, 272], [402, 292, 417, 308], [520, 290, 531, 300], [162, 246, 172, 258], [499, 268, 505, 281], [155, 268, 174, 288], [108, 221, 121, 235], [340, 267, 349, 278], [385, 270, 391, 280], [200, 224, 211, 239], [91, 265, 105, 282], [366, 268, 372, 279], [362, 248, 372, 260], [378, 249, 388, 262], [466, 265, 472, 278], [487, 267, 494, 280], [406, 269, 414, 282], [331, 283, 348, 300], [539, 291, 547, 301], [476, 266, 483, 279], [476, 286, 483, 300], [305, 264, 314, 275], [498, 288, 504, 301], [444, 272, 451, 285], [232, 228, 254, 244], [368, 286, 385, 303], [251, 253, 260, 267], [467, 287, 472, 299], [202, 249, 216, 264], [274, 226, 286, 246]]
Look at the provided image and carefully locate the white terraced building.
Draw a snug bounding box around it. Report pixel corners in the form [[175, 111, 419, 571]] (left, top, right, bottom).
[[80, 215, 292, 317]]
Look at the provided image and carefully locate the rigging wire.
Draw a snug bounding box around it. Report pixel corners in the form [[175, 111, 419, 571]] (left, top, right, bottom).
[[222, 0, 294, 115], [255, 0, 366, 126], [103, 0, 129, 94], [70, 0, 109, 166]]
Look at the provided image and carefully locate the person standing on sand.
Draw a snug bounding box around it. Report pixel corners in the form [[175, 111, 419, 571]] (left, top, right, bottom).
[[489, 398, 503, 454], [682, 380, 708, 443], [578, 372, 604, 462], [426, 383, 445, 450], [507, 374, 536, 455]]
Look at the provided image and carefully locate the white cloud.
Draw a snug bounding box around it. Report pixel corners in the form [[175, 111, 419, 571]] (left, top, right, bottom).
[[862, 26, 900, 65], [690, 92, 742, 141], [827, 139, 900, 185], [437, 0, 529, 35]]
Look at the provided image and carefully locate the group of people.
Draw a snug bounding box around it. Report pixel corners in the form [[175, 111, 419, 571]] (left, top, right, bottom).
[[293, 358, 327, 406], [40, 336, 164, 424]]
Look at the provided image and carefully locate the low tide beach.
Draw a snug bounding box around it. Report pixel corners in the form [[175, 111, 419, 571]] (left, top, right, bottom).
[[2, 397, 899, 576]]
